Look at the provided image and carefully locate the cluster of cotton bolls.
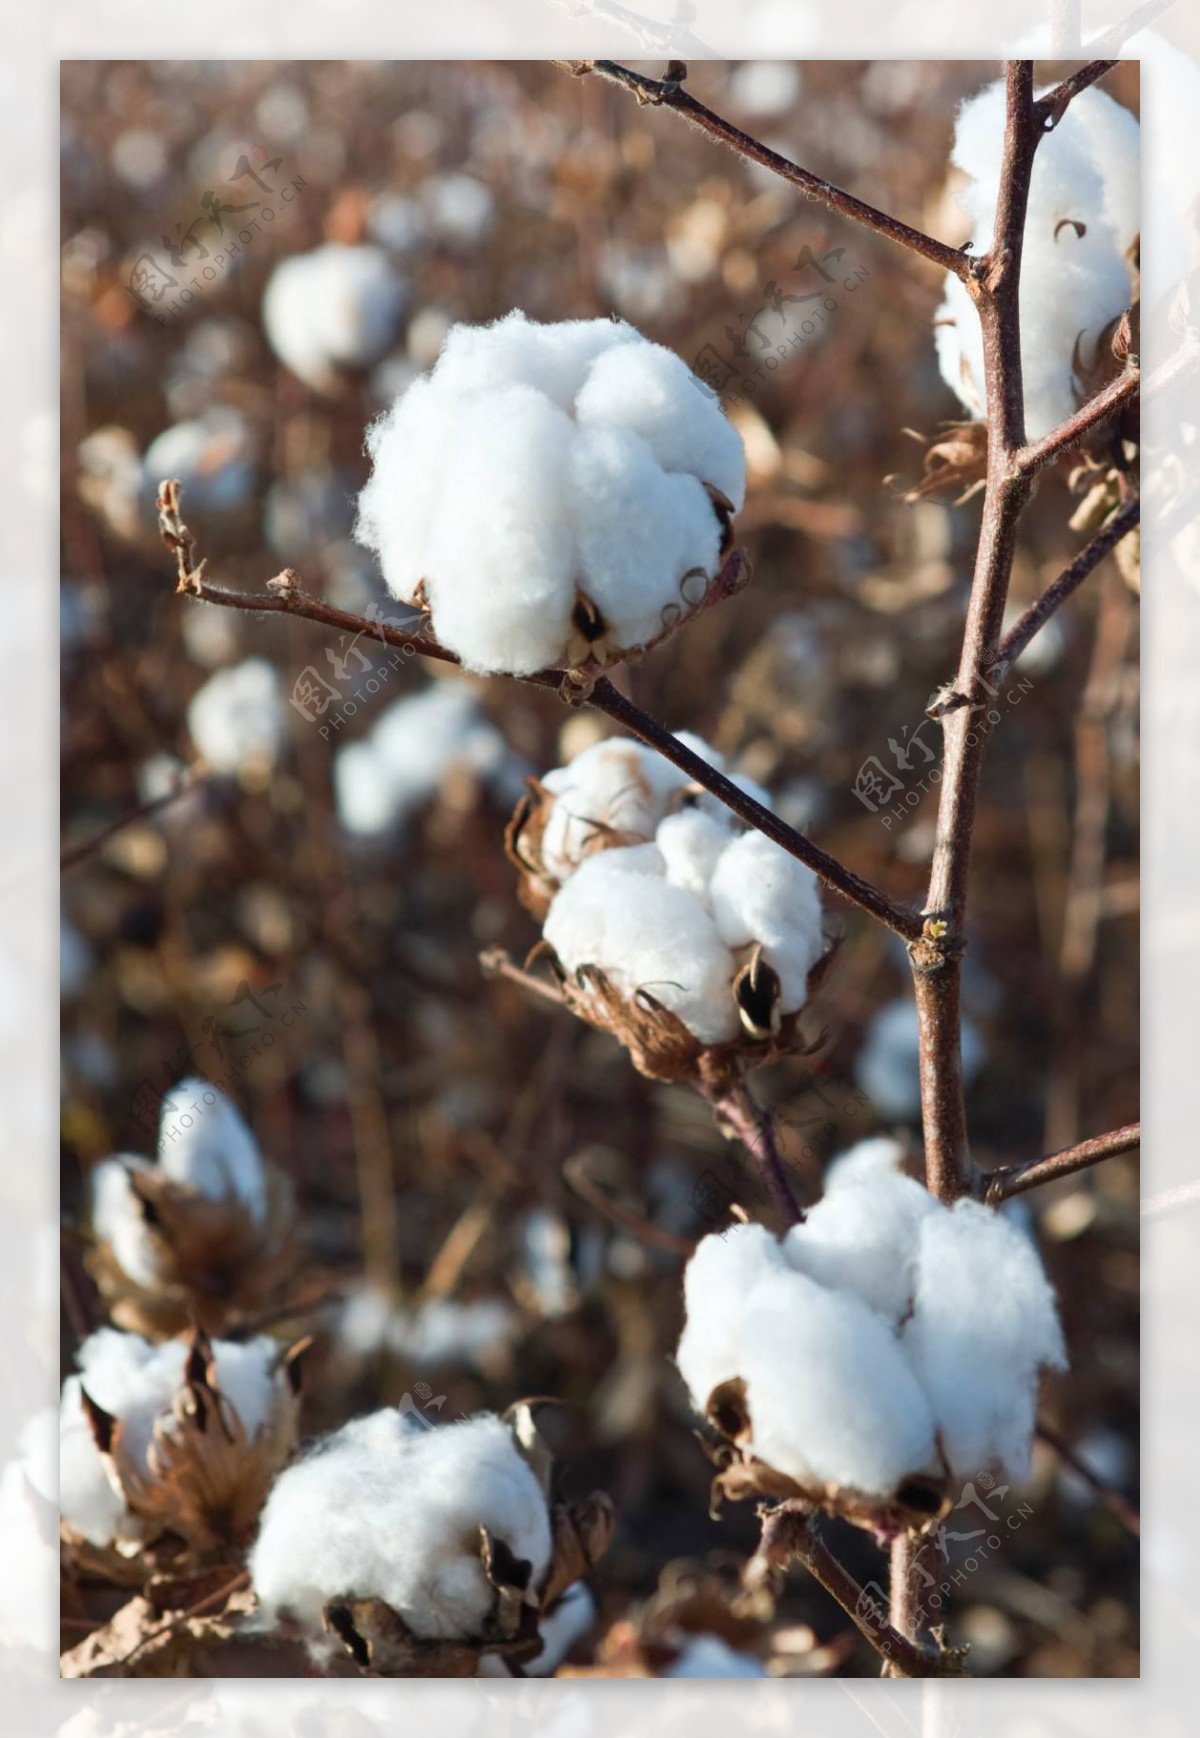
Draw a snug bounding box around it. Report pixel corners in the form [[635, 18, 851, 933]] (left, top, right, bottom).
[[676, 1139, 1066, 1512], [249, 1407, 591, 1673], [186, 657, 285, 780], [519, 734, 823, 1053], [935, 82, 1138, 439], [262, 244, 406, 393], [355, 311, 746, 676], [60, 1328, 290, 1550], [334, 678, 526, 839]]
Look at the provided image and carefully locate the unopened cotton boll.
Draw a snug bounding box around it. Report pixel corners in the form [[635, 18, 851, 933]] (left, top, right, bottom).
[[934, 82, 1138, 439], [263, 244, 405, 392], [187, 656, 285, 778], [249, 1410, 552, 1645], [902, 1198, 1066, 1481], [355, 311, 745, 675]]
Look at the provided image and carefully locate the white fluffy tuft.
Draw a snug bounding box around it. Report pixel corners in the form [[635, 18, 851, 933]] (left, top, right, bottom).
[[263, 245, 405, 392]]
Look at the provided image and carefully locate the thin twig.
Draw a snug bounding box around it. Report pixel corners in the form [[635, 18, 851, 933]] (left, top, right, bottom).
[[1013, 368, 1139, 476], [984, 1121, 1140, 1202], [705, 1079, 804, 1226], [1035, 1421, 1141, 1537], [479, 947, 570, 1009], [995, 495, 1140, 669], [569, 60, 971, 280], [563, 1150, 694, 1255], [1033, 62, 1121, 130], [61, 769, 204, 871]]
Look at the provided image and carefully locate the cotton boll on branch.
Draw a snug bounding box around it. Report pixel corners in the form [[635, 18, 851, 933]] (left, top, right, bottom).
[[157, 1077, 267, 1224], [708, 828, 824, 1014], [186, 656, 285, 780], [262, 244, 405, 393], [355, 311, 746, 676], [675, 1223, 788, 1412], [89, 1157, 164, 1292], [537, 736, 699, 883]]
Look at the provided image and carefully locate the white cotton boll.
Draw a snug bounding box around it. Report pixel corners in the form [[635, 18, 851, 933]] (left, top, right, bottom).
[[856, 997, 984, 1121], [665, 1634, 767, 1677], [356, 377, 465, 604], [390, 1298, 516, 1370], [575, 340, 747, 510], [783, 1141, 936, 1323], [539, 737, 695, 880], [421, 385, 579, 675], [422, 173, 495, 247], [903, 1198, 1067, 1482], [431, 310, 634, 410], [727, 61, 801, 119], [89, 1158, 162, 1291], [675, 1224, 788, 1410], [262, 245, 405, 391], [570, 424, 721, 651], [335, 739, 396, 838], [739, 1269, 938, 1496], [250, 1411, 552, 1644], [187, 656, 285, 777], [708, 829, 824, 1011], [656, 808, 737, 903], [543, 848, 739, 1046], [157, 1077, 267, 1223]]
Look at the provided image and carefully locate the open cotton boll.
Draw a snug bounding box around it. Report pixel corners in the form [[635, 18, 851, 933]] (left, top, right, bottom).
[[187, 657, 285, 778], [675, 1224, 788, 1410], [656, 808, 737, 903], [89, 1158, 163, 1291], [783, 1140, 936, 1323], [739, 1269, 938, 1496], [157, 1078, 267, 1222], [250, 1410, 552, 1643], [539, 737, 701, 881], [356, 312, 744, 675], [708, 828, 824, 1010], [903, 1198, 1067, 1481], [543, 848, 739, 1046], [262, 245, 405, 391]]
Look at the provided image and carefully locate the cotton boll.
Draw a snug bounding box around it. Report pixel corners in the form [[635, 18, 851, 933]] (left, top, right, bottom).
[[335, 739, 396, 838], [89, 1158, 162, 1291], [708, 829, 824, 1011], [576, 340, 747, 510], [187, 657, 285, 778], [665, 1633, 767, 1677], [739, 1269, 938, 1496], [783, 1141, 936, 1323], [727, 60, 801, 119], [570, 424, 721, 651], [356, 376, 466, 604], [390, 1298, 517, 1371], [431, 309, 635, 411], [543, 848, 739, 1046], [422, 173, 495, 248], [675, 1224, 788, 1410], [903, 1198, 1067, 1482], [262, 245, 405, 392], [540, 737, 695, 881], [157, 1078, 267, 1223], [656, 808, 736, 903], [250, 1411, 552, 1644]]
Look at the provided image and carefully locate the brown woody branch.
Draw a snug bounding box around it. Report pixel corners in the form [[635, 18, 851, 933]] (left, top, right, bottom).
[[706, 1080, 804, 1227], [995, 494, 1140, 669], [1013, 367, 1140, 477], [1035, 1421, 1140, 1537], [1033, 61, 1121, 131], [983, 1120, 1140, 1203], [568, 60, 971, 280], [157, 480, 923, 943]]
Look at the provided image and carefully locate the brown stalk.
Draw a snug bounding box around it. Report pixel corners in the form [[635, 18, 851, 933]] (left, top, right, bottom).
[[983, 1121, 1140, 1203], [995, 496, 1140, 669]]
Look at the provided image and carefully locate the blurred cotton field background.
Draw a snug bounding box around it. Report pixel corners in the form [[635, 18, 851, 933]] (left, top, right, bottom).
[[56, 59, 1140, 1678]]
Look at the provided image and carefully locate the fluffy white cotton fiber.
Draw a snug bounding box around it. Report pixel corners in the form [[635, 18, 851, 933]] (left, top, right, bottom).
[[676, 1140, 1066, 1496], [249, 1409, 552, 1644], [187, 657, 284, 778], [263, 245, 405, 392], [537, 732, 824, 1047], [934, 82, 1138, 439], [356, 311, 746, 675]]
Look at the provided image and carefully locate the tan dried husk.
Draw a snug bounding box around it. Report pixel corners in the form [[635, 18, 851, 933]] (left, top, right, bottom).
[[887, 420, 989, 505], [319, 1401, 613, 1678], [698, 1377, 951, 1543], [85, 1160, 298, 1338], [63, 1326, 307, 1565]]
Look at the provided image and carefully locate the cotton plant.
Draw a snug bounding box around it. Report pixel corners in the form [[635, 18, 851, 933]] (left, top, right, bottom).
[[935, 82, 1138, 441], [60, 1326, 304, 1559], [186, 657, 286, 781], [676, 1140, 1066, 1534], [506, 732, 826, 1081], [354, 310, 746, 678], [262, 244, 406, 394], [249, 1403, 612, 1676], [86, 1078, 296, 1337]]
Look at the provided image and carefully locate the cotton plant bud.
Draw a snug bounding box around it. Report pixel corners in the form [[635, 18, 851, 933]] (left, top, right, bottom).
[[86, 1078, 296, 1338], [59, 1327, 304, 1558], [354, 310, 746, 678], [934, 82, 1138, 439], [249, 1403, 614, 1676], [676, 1143, 1066, 1532], [262, 244, 406, 393], [186, 656, 285, 781]]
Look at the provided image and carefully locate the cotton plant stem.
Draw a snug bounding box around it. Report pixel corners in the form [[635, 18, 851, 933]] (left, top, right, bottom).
[[1035, 1421, 1141, 1537], [156, 480, 923, 943], [1034, 61, 1121, 127], [570, 61, 971, 279], [995, 496, 1140, 670], [1013, 367, 1139, 477], [61, 767, 204, 870], [983, 1121, 1140, 1203], [707, 1080, 804, 1226]]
